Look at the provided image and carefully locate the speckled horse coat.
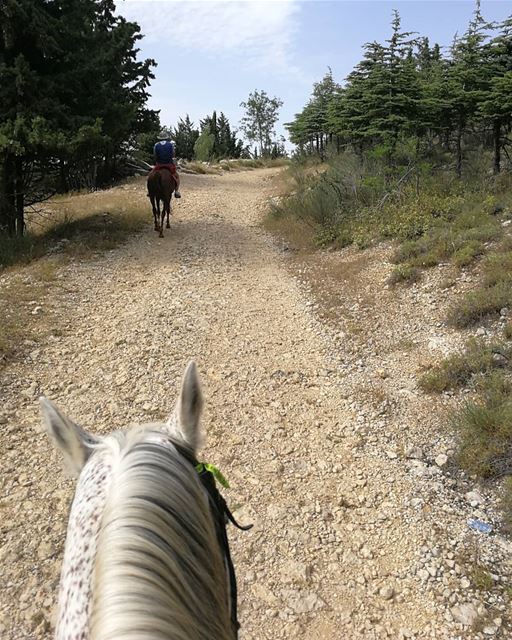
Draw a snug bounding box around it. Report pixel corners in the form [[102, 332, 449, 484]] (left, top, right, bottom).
[[41, 362, 233, 640]]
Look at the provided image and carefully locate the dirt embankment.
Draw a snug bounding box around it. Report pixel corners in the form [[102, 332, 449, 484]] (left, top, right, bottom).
[[0, 168, 510, 639]]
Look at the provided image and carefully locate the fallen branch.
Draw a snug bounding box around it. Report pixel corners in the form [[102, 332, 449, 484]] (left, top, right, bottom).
[[376, 164, 416, 211]]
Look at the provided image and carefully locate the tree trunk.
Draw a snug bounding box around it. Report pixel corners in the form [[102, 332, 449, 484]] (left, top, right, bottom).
[[15, 157, 24, 236], [443, 129, 450, 152], [455, 124, 463, 179], [0, 158, 8, 234], [0, 155, 16, 236], [493, 118, 501, 175]]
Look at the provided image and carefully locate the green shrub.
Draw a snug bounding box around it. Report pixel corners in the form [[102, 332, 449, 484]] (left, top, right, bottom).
[[470, 565, 495, 591], [482, 252, 512, 288], [391, 211, 500, 271], [265, 151, 508, 270], [502, 477, 512, 534], [333, 228, 354, 249], [388, 265, 421, 286], [448, 282, 512, 327], [315, 226, 339, 247], [447, 248, 512, 327], [418, 339, 506, 393], [454, 372, 512, 478], [452, 240, 484, 267]]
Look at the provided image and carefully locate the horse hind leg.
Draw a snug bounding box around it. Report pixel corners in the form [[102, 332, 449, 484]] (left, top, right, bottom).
[[150, 195, 159, 231], [166, 200, 171, 228], [159, 201, 165, 238]]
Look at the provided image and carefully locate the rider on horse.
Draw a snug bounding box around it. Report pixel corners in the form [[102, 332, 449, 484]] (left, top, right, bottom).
[[151, 131, 181, 198]]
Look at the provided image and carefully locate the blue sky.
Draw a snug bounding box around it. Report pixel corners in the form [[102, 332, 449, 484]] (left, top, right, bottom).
[[116, 1, 512, 146]]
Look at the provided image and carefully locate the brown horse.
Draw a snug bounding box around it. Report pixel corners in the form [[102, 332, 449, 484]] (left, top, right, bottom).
[[147, 168, 176, 238]]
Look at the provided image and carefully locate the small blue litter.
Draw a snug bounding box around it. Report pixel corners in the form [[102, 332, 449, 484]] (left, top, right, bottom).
[[468, 518, 492, 534]]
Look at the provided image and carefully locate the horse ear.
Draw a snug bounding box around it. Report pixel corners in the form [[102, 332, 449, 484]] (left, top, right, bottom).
[[40, 398, 99, 476], [169, 361, 203, 452]]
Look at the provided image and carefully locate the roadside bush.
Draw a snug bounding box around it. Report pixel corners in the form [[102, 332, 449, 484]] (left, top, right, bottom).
[[454, 372, 512, 479], [502, 477, 512, 533], [448, 283, 512, 327], [268, 150, 507, 268], [391, 209, 500, 270], [421, 341, 512, 525], [388, 265, 421, 286], [419, 339, 510, 392]]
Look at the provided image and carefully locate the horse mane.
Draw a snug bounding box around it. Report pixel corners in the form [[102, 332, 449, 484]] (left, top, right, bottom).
[[90, 428, 232, 640]]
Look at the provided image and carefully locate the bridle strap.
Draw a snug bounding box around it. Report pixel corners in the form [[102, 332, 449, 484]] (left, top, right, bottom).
[[173, 442, 252, 638]]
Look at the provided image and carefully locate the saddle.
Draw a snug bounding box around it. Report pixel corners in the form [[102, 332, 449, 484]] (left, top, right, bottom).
[[153, 163, 176, 174]]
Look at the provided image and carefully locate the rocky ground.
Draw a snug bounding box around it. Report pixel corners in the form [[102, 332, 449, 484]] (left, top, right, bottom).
[[0, 168, 510, 639]]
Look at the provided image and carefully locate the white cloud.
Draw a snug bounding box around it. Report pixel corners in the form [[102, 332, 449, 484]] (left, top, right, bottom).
[[116, 0, 301, 74]]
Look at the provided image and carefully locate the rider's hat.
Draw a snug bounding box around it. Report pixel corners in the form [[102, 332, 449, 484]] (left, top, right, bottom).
[[158, 130, 171, 140]]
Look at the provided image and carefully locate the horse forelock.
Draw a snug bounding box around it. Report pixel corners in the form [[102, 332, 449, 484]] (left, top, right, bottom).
[[56, 425, 232, 640]]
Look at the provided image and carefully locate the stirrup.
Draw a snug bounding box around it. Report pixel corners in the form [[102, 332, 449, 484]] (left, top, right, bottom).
[[174, 191, 181, 198]]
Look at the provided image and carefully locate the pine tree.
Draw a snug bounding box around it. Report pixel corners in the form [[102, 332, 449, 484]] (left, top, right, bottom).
[[193, 130, 214, 161], [198, 111, 242, 159], [173, 115, 199, 160], [446, 1, 492, 176], [480, 17, 512, 173], [0, 0, 157, 235], [286, 1, 511, 178], [217, 112, 242, 158], [416, 40, 452, 151]]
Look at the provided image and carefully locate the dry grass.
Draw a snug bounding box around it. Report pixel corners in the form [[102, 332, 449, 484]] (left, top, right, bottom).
[[0, 258, 61, 364], [263, 214, 317, 254], [182, 162, 222, 175], [0, 181, 149, 364], [1, 182, 148, 270]]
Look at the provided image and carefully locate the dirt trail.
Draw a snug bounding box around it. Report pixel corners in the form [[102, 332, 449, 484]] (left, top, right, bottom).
[[0, 169, 510, 640]]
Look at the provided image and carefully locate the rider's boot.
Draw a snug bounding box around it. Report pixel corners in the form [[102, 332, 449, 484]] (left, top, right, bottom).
[[174, 172, 181, 198]]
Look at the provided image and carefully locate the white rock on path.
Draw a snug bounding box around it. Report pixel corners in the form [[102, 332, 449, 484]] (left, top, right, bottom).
[[450, 603, 479, 626], [465, 490, 484, 506], [434, 453, 448, 467]]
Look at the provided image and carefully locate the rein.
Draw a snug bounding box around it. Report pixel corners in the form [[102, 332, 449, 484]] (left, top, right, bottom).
[[174, 443, 252, 638]]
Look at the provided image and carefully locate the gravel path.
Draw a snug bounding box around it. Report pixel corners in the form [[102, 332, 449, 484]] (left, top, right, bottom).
[[0, 169, 510, 639]]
